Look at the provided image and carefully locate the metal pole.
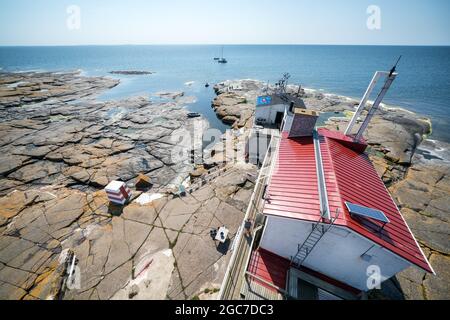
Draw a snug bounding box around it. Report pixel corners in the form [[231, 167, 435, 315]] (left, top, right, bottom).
[[355, 72, 397, 141], [345, 71, 386, 136]]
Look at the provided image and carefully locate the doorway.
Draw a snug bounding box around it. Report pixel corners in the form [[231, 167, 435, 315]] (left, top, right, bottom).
[[275, 112, 284, 129], [297, 279, 319, 300]]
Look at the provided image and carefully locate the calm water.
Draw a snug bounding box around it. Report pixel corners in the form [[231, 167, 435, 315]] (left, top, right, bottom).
[[1, 45, 449, 140]]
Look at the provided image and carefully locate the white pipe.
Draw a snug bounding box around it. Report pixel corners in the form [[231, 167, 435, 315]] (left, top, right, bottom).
[[313, 130, 330, 220], [355, 72, 397, 141], [345, 71, 389, 136]]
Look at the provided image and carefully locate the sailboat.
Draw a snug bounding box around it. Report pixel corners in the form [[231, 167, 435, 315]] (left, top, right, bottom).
[[213, 48, 220, 60], [218, 46, 228, 64]]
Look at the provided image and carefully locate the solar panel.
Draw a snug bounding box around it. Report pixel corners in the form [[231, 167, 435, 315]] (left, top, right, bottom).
[[345, 202, 390, 224]]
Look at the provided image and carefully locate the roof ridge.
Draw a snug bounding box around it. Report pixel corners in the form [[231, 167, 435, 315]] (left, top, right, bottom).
[[318, 133, 347, 224], [313, 130, 331, 220]]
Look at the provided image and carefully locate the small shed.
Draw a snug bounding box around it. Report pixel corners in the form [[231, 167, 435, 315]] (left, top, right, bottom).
[[254, 94, 306, 128]]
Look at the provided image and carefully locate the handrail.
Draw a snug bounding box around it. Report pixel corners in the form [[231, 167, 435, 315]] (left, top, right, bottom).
[[241, 225, 263, 278], [280, 107, 288, 132], [245, 272, 289, 296], [241, 225, 291, 300], [219, 137, 274, 299], [218, 132, 281, 300]]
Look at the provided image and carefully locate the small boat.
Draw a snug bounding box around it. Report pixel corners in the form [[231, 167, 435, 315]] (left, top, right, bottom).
[[205, 83, 210, 88], [187, 112, 201, 118], [213, 57, 220, 61], [217, 46, 228, 64]]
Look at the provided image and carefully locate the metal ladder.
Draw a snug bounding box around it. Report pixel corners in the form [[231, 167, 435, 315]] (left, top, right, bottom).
[[291, 210, 340, 268]]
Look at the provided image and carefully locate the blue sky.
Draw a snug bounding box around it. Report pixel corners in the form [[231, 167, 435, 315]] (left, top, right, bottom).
[[0, 0, 449, 45]]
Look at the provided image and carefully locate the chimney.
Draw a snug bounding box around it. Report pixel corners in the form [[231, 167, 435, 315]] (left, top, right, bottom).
[[288, 108, 319, 138], [289, 101, 295, 113]]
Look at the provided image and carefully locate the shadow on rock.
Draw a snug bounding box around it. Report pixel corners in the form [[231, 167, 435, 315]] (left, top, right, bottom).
[[108, 203, 124, 216], [217, 239, 231, 255], [368, 276, 406, 300]]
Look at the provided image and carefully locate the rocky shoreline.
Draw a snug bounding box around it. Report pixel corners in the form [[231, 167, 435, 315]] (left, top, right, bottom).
[[109, 71, 154, 75], [0, 71, 256, 300], [0, 71, 448, 300], [211, 79, 449, 300], [0, 71, 206, 196]]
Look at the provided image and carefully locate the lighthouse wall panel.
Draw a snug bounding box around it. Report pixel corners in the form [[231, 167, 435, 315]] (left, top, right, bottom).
[[255, 104, 286, 125], [260, 215, 411, 291], [246, 132, 272, 165]]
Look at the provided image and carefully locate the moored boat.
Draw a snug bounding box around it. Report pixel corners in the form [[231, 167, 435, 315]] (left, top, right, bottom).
[[187, 112, 201, 118]]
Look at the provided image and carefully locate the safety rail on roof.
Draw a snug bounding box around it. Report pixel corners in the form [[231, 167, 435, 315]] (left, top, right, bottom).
[[218, 131, 281, 300]]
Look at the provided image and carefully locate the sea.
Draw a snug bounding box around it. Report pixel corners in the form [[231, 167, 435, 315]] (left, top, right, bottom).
[[0, 45, 449, 144]]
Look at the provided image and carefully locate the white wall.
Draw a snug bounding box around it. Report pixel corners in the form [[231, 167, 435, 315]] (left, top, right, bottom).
[[255, 104, 287, 125], [282, 113, 293, 133], [247, 132, 271, 165], [260, 215, 411, 291]]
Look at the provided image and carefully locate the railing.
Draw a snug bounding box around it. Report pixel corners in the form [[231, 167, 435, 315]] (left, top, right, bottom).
[[280, 107, 288, 133], [244, 272, 290, 298], [241, 225, 291, 300], [187, 163, 234, 194], [218, 131, 281, 300], [241, 225, 262, 277]]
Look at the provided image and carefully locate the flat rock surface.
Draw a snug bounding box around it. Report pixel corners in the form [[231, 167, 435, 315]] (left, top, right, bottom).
[[0, 71, 209, 196], [386, 144, 450, 300], [0, 71, 256, 300], [0, 163, 256, 300]]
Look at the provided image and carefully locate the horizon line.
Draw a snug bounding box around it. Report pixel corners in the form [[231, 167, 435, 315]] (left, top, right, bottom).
[[1, 43, 450, 48]]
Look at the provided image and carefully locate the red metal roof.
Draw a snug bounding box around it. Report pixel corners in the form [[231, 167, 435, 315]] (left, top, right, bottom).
[[264, 135, 322, 222], [263, 128, 433, 273], [248, 248, 290, 292]]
